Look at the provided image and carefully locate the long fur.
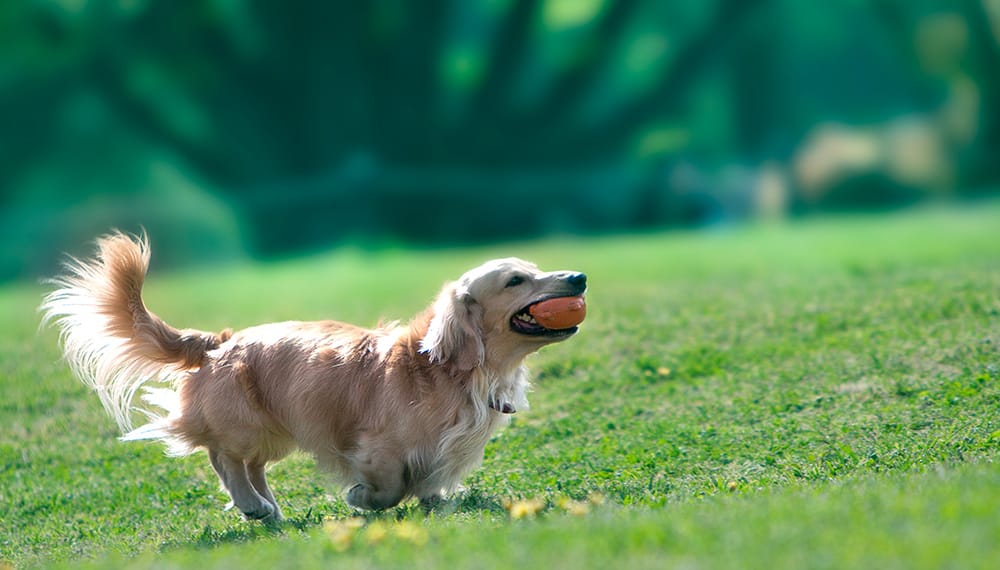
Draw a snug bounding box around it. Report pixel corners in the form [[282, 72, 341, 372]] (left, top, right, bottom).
[[39, 233, 227, 432], [40, 232, 584, 518]]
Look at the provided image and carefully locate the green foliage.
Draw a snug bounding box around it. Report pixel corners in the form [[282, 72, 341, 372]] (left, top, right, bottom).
[[3, 0, 999, 270], [2, 202, 1000, 568]]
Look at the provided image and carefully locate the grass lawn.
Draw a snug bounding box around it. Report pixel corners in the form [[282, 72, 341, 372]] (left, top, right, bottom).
[[2, 202, 999, 569]]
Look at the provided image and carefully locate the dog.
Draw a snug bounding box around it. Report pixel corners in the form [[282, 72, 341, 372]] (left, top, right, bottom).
[[40, 233, 586, 520]]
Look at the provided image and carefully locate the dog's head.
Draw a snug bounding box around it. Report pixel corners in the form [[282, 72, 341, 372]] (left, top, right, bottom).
[[420, 258, 587, 371]]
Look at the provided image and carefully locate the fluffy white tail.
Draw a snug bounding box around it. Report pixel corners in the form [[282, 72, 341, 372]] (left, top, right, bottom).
[[40, 232, 228, 435]]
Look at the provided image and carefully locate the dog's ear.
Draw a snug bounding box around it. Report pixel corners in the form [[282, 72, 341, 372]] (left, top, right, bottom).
[[420, 283, 485, 371]]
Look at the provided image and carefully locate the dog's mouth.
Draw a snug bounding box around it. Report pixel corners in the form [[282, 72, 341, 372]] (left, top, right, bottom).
[[510, 296, 583, 337]]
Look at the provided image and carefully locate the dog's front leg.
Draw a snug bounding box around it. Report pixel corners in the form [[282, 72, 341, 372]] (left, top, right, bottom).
[[346, 480, 406, 511], [418, 493, 444, 512], [345, 449, 406, 511]]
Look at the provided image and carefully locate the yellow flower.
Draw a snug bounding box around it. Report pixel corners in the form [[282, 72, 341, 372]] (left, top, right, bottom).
[[325, 525, 353, 552], [393, 520, 429, 546], [507, 498, 545, 519], [587, 492, 606, 506], [363, 521, 389, 546], [556, 497, 591, 516], [323, 517, 365, 552]]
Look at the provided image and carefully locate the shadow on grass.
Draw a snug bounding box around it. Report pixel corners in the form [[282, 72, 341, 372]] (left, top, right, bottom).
[[160, 489, 509, 553], [432, 488, 509, 517], [158, 519, 280, 553]]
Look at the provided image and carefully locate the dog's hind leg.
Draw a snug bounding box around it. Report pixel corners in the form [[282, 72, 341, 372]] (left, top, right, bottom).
[[208, 449, 276, 521], [246, 462, 283, 520]]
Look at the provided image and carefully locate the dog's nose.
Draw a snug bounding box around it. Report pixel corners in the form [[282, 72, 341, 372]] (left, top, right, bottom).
[[566, 272, 587, 288]]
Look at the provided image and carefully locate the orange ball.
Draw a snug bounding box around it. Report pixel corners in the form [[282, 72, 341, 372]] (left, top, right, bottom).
[[529, 296, 587, 330]]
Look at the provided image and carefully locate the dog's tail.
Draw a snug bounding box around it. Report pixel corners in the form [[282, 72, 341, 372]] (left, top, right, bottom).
[[40, 232, 228, 436]]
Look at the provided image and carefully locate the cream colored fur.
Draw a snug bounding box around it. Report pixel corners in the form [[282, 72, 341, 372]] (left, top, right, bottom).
[[40, 233, 585, 520]]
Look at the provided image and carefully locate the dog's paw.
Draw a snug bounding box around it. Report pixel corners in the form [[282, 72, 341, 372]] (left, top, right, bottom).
[[345, 483, 369, 510], [345, 483, 404, 511], [418, 494, 444, 512], [241, 501, 278, 522]]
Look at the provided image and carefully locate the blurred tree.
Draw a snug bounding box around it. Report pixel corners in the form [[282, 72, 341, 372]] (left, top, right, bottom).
[[1, 0, 998, 271], [80, 1, 763, 174], [25, 0, 767, 252], [956, 0, 1000, 185], [872, 0, 1000, 186]]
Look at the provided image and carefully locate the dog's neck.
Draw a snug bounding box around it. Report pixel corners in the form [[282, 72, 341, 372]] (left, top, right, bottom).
[[469, 363, 530, 417], [403, 311, 530, 415]]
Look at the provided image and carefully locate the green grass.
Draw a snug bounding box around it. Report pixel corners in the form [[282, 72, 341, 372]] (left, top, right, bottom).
[[2, 202, 999, 569]]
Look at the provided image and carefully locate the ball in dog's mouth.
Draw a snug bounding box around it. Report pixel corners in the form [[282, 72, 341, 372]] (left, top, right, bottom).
[[510, 296, 586, 336]]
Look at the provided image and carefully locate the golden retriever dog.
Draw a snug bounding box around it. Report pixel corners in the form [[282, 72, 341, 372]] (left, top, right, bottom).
[[40, 233, 586, 521]]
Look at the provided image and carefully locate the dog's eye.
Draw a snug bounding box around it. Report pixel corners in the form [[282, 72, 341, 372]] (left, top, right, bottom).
[[505, 275, 525, 288]]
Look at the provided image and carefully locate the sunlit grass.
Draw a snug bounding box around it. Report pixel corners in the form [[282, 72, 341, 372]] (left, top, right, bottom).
[[2, 201, 999, 568]]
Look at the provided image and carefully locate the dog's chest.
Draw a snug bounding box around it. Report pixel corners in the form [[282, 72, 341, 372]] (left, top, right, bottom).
[[424, 407, 506, 489]]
